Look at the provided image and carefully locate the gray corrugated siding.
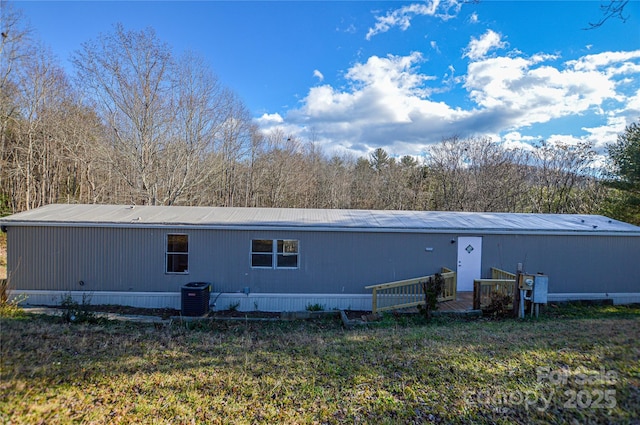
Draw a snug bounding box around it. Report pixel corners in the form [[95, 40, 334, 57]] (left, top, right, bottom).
[[9, 226, 167, 292], [482, 234, 640, 293], [7, 225, 640, 295], [8, 226, 456, 293]]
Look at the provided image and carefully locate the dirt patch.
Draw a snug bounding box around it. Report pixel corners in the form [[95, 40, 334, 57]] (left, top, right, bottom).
[[45, 304, 371, 321], [211, 310, 281, 319], [342, 310, 373, 320], [48, 304, 181, 320]]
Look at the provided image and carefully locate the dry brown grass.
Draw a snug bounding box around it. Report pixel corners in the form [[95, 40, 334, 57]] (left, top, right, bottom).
[[1, 305, 639, 424]]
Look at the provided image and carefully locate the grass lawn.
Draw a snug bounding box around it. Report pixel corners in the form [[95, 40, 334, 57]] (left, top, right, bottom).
[[1, 304, 639, 424]]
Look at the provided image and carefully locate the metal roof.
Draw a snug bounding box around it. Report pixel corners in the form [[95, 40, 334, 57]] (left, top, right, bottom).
[[2, 204, 640, 235]]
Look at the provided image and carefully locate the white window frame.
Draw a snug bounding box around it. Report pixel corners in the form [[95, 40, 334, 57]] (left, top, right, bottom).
[[251, 239, 299, 269], [166, 233, 189, 274]]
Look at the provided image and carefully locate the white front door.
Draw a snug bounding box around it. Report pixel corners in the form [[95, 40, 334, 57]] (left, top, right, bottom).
[[457, 236, 482, 291]]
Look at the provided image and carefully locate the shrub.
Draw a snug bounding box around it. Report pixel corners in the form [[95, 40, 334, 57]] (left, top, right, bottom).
[[59, 293, 97, 323], [417, 273, 444, 321], [0, 277, 26, 318], [306, 303, 324, 312], [485, 292, 513, 317]]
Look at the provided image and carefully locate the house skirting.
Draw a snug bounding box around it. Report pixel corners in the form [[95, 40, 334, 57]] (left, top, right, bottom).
[[546, 293, 640, 305], [7, 290, 640, 313], [8, 290, 374, 312]]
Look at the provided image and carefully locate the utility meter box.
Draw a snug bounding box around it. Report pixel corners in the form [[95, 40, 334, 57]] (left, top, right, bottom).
[[519, 274, 534, 290], [532, 275, 548, 304]]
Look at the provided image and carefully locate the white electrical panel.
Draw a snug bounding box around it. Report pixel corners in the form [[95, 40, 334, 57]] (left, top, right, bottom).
[[532, 275, 548, 304]]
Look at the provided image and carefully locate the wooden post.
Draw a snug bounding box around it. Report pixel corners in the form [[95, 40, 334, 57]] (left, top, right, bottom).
[[372, 288, 377, 314], [513, 263, 522, 318], [473, 280, 479, 310]]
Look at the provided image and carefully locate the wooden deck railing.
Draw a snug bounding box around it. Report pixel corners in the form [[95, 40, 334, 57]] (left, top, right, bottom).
[[491, 267, 516, 280], [366, 268, 457, 313], [440, 267, 456, 301], [473, 268, 516, 311]]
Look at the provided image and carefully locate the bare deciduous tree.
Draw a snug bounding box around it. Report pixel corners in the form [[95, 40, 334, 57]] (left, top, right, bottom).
[[425, 137, 599, 214], [425, 137, 470, 211], [253, 130, 306, 207], [73, 25, 254, 207], [585, 0, 630, 29], [0, 2, 619, 218], [0, 1, 32, 210], [529, 140, 598, 214], [73, 24, 175, 205]]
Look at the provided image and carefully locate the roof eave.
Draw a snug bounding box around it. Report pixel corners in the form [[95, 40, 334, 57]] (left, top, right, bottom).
[[2, 220, 639, 237]]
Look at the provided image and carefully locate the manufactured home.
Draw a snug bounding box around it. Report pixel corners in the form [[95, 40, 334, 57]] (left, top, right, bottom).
[[1, 204, 639, 311]]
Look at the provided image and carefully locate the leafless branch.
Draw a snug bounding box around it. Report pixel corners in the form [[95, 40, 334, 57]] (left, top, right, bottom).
[[585, 0, 630, 29]]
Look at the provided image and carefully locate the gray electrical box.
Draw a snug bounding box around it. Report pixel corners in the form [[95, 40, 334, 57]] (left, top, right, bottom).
[[532, 275, 548, 304]]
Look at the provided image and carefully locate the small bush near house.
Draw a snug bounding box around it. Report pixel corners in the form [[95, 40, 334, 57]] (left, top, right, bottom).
[[305, 302, 325, 311], [417, 273, 444, 320], [59, 293, 98, 323], [0, 282, 24, 318], [485, 292, 514, 317]]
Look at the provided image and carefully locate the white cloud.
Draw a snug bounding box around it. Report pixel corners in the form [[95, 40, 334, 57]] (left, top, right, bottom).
[[624, 87, 640, 116], [546, 134, 585, 147], [567, 50, 640, 72], [256, 112, 284, 125], [295, 52, 444, 126], [256, 43, 639, 159], [500, 133, 538, 152], [313, 69, 324, 82], [582, 115, 630, 149], [283, 52, 472, 155], [463, 29, 507, 61], [346, 52, 430, 95], [366, 0, 463, 40], [464, 52, 619, 127], [338, 23, 357, 34], [469, 12, 479, 24]]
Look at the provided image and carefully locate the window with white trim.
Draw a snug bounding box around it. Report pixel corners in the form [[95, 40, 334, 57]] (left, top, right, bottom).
[[251, 239, 299, 269], [166, 234, 189, 273]]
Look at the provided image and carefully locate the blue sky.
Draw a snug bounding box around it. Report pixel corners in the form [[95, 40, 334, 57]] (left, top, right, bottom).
[[12, 0, 640, 159]]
